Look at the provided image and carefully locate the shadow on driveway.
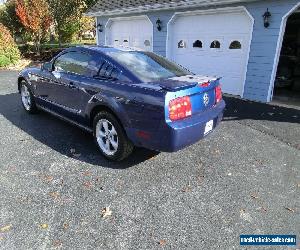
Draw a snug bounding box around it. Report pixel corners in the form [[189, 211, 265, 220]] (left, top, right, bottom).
[[0, 92, 159, 168], [223, 96, 300, 149], [223, 96, 300, 124], [1, 92, 299, 169]]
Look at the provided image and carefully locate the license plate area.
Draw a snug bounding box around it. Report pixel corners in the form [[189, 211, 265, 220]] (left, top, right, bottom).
[[204, 120, 214, 135]]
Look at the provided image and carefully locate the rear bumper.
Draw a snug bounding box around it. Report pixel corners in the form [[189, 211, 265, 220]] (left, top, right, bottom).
[[126, 100, 225, 152], [161, 100, 225, 152]]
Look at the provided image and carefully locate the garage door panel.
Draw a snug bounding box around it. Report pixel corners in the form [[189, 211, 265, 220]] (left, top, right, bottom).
[[107, 17, 153, 51], [168, 10, 253, 96]]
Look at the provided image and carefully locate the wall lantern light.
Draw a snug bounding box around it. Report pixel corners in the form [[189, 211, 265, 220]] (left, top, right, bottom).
[[97, 23, 103, 32], [263, 8, 271, 28], [156, 18, 162, 31]]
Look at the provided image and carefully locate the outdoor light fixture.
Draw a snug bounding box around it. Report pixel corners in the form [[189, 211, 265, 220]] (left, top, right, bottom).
[[156, 18, 162, 31], [263, 8, 271, 28], [97, 23, 103, 32]]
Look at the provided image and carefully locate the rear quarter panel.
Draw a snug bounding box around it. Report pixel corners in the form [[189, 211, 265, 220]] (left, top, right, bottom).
[[86, 81, 166, 133]]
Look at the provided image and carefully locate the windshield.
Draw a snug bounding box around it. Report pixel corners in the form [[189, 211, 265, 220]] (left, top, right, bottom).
[[107, 51, 192, 82]]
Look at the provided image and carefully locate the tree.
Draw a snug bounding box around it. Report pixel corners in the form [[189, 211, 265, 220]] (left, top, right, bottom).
[[0, 0, 25, 41], [84, 0, 98, 10], [78, 16, 95, 41], [46, 0, 83, 46], [0, 23, 20, 67], [15, 0, 51, 53]]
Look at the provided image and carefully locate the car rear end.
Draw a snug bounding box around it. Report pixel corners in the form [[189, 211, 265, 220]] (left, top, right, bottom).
[[159, 77, 225, 152]]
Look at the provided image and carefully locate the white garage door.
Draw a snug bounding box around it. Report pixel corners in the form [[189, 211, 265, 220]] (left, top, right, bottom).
[[168, 9, 253, 96], [106, 17, 153, 51]]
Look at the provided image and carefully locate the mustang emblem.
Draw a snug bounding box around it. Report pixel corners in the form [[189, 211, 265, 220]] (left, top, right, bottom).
[[203, 93, 209, 106]]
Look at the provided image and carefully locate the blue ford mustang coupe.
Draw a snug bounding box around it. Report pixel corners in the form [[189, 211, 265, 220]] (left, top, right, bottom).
[[18, 46, 225, 161]]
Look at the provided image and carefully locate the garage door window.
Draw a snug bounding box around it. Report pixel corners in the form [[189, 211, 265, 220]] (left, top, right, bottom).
[[114, 40, 120, 46], [123, 39, 129, 46], [144, 39, 151, 47], [229, 41, 242, 49], [178, 40, 187, 48], [193, 40, 203, 48], [210, 40, 221, 49]]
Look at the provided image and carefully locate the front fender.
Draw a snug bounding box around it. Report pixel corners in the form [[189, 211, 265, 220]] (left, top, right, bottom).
[[18, 68, 41, 95]]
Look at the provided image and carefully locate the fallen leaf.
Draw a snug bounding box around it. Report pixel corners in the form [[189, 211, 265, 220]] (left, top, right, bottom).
[[82, 171, 91, 177], [261, 206, 267, 212], [0, 225, 12, 232], [285, 207, 295, 213], [83, 181, 92, 189], [49, 192, 60, 199], [40, 223, 48, 229], [182, 186, 192, 193], [43, 175, 54, 182], [53, 240, 62, 247], [214, 149, 220, 154], [250, 193, 259, 199], [159, 240, 167, 246], [63, 222, 69, 230], [197, 175, 204, 182], [0, 236, 4, 241], [101, 207, 112, 218]]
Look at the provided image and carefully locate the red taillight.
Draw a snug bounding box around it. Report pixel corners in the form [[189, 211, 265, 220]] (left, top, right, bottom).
[[199, 82, 210, 87], [215, 85, 222, 103], [169, 96, 192, 121]]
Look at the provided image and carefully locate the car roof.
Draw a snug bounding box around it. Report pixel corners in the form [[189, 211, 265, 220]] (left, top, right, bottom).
[[77, 45, 143, 53]]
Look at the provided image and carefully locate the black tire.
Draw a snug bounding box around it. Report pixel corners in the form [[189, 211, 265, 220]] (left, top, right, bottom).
[[20, 80, 38, 114], [93, 111, 134, 161]]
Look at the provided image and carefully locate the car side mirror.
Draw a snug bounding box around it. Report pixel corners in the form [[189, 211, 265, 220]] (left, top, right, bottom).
[[42, 62, 53, 72]]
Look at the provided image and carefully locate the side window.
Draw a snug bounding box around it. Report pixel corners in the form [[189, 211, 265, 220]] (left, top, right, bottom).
[[98, 61, 110, 77], [54, 52, 94, 76], [98, 61, 118, 79], [210, 40, 221, 49], [53, 53, 70, 72], [229, 41, 242, 49], [96, 60, 130, 82], [193, 40, 203, 48], [178, 40, 187, 49]]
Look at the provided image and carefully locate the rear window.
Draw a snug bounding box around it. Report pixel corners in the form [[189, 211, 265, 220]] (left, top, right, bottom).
[[107, 51, 191, 82]]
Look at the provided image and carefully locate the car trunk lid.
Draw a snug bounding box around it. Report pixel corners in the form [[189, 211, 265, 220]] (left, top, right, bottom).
[[163, 75, 221, 121]]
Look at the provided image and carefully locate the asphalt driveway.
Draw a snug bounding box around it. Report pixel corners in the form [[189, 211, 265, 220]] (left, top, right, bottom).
[[0, 70, 299, 250]]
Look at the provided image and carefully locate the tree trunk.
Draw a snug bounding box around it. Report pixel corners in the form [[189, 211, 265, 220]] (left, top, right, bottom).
[[34, 33, 41, 56], [58, 28, 62, 48]]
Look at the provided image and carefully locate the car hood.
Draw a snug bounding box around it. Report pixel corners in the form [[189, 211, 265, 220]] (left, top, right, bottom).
[[149, 75, 219, 91]]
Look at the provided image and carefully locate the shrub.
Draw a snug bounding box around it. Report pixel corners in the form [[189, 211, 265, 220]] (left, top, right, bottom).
[[0, 23, 20, 67], [0, 55, 11, 67]]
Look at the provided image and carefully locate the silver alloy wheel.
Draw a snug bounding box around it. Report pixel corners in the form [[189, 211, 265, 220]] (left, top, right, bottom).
[[96, 119, 119, 156], [21, 84, 31, 111]]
